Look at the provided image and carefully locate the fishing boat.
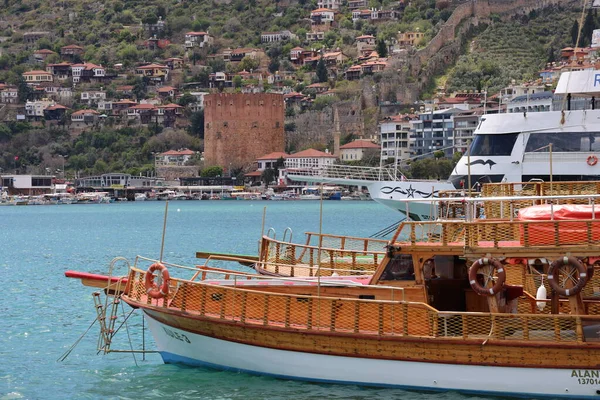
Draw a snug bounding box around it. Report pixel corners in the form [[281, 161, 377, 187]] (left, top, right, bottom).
[[66, 193, 600, 399]]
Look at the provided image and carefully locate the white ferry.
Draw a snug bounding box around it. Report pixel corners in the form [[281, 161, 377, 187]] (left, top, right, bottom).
[[451, 69, 600, 186]]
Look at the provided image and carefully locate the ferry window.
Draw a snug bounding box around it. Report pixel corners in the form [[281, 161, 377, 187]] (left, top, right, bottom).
[[381, 254, 414, 281], [526, 132, 600, 152], [470, 133, 519, 156]]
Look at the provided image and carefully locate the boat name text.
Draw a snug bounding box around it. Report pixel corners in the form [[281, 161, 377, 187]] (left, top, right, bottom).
[[162, 327, 191, 343]]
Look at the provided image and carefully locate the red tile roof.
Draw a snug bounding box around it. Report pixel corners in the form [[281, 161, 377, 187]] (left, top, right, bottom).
[[72, 109, 99, 115], [340, 140, 380, 150], [34, 49, 56, 54], [161, 149, 195, 156], [129, 103, 156, 110], [288, 149, 336, 158], [186, 31, 208, 36], [157, 86, 176, 93], [257, 152, 289, 160], [137, 63, 167, 69]]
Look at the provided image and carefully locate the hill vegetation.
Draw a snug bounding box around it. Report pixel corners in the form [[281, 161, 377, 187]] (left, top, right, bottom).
[[0, 0, 590, 177]]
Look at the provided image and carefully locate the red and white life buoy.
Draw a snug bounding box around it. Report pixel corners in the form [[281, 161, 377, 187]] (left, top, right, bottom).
[[145, 262, 170, 299], [548, 256, 587, 297], [587, 155, 598, 166], [468, 257, 506, 296]]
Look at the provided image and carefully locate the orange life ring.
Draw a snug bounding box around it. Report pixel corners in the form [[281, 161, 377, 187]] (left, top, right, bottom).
[[144, 263, 170, 299], [587, 155, 598, 166], [548, 256, 587, 297], [468, 258, 506, 296]]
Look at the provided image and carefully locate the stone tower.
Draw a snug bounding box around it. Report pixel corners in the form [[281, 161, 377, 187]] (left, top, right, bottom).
[[204, 93, 285, 169]]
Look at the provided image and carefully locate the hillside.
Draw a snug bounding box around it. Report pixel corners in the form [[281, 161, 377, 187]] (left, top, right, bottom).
[[0, 0, 589, 178]]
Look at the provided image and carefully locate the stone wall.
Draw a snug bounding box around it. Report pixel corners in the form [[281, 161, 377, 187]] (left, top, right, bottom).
[[157, 166, 198, 181], [204, 93, 285, 169]]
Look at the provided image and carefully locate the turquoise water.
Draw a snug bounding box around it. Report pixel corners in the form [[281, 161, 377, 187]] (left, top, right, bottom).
[[1, 201, 485, 400]]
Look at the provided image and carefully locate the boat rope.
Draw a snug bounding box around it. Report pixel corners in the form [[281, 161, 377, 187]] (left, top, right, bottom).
[[121, 300, 138, 367], [560, 0, 589, 118], [370, 219, 406, 238], [57, 318, 97, 362]]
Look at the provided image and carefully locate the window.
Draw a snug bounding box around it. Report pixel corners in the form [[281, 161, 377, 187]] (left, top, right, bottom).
[[381, 254, 414, 281], [525, 132, 600, 153], [470, 133, 519, 156]]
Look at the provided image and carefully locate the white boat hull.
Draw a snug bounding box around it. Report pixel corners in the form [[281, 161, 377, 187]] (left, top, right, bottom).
[[367, 180, 455, 220], [144, 313, 600, 398]]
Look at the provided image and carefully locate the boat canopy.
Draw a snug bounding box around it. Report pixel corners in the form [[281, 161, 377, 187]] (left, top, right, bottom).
[[554, 69, 600, 97]]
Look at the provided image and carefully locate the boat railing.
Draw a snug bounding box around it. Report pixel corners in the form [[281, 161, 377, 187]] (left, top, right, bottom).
[[287, 164, 438, 182], [481, 181, 600, 199], [259, 235, 385, 277], [126, 264, 600, 344]]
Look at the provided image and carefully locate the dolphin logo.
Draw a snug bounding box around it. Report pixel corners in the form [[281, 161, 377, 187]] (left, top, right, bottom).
[[467, 159, 497, 169]]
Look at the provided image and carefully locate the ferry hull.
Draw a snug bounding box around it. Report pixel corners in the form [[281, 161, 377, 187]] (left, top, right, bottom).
[[143, 311, 600, 399]]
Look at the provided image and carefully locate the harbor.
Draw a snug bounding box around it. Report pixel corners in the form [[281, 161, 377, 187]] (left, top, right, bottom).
[[3, 200, 408, 400]]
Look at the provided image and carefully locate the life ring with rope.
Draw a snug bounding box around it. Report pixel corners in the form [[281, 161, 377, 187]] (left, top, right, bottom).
[[468, 257, 506, 296], [587, 155, 598, 166], [548, 256, 587, 297], [144, 262, 170, 299]]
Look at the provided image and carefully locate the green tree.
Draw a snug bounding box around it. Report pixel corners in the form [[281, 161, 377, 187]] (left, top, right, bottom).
[[316, 57, 328, 83], [571, 20, 580, 46], [201, 165, 223, 177], [261, 168, 277, 187], [376, 39, 388, 58], [233, 75, 242, 88]]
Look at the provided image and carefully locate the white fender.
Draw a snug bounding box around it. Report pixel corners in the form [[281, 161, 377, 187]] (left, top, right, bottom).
[[536, 283, 547, 311]]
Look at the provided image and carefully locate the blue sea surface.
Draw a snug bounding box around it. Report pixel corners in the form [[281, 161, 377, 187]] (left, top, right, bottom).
[[0, 201, 491, 400]]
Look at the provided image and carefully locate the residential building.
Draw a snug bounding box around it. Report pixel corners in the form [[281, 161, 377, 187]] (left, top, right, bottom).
[[452, 111, 480, 154], [285, 148, 337, 173], [80, 90, 106, 105], [256, 152, 289, 171], [339, 140, 380, 161], [379, 115, 415, 161], [410, 108, 463, 157], [71, 109, 100, 124], [115, 85, 134, 97], [43, 103, 69, 121], [23, 70, 53, 85], [229, 48, 265, 63], [188, 91, 209, 112], [0, 86, 18, 104], [397, 31, 425, 47], [60, 44, 84, 57], [322, 51, 347, 66], [310, 8, 336, 27], [356, 35, 376, 52], [317, 0, 341, 10], [127, 103, 156, 124], [71, 63, 105, 84], [157, 86, 177, 99], [352, 8, 398, 22], [156, 103, 185, 128], [261, 30, 296, 43], [184, 32, 213, 48], [348, 0, 368, 9], [155, 149, 196, 166], [111, 99, 137, 116], [135, 63, 169, 84], [46, 63, 72, 81], [509, 91, 554, 113], [25, 100, 55, 119], [437, 93, 484, 111], [306, 31, 325, 42], [165, 57, 184, 69]]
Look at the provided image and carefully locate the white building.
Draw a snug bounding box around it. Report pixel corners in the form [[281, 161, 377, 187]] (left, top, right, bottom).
[[188, 91, 209, 112], [508, 91, 554, 113], [260, 30, 296, 43], [339, 140, 380, 162], [184, 32, 214, 48], [317, 0, 342, 10], [379, 115, 415, 162], [284, 148, 337, 171], [80, 90, 106, 105], [25, 100, 54, 118], [155, 149, 196, 166], [410, 108, 463, 158]]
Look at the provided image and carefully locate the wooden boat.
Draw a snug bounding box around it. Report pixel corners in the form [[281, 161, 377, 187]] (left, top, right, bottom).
[[66, 194, 600, 398]]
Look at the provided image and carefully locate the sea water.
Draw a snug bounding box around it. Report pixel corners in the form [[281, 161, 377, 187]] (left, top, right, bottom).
[[0, 201, 485, 400]]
